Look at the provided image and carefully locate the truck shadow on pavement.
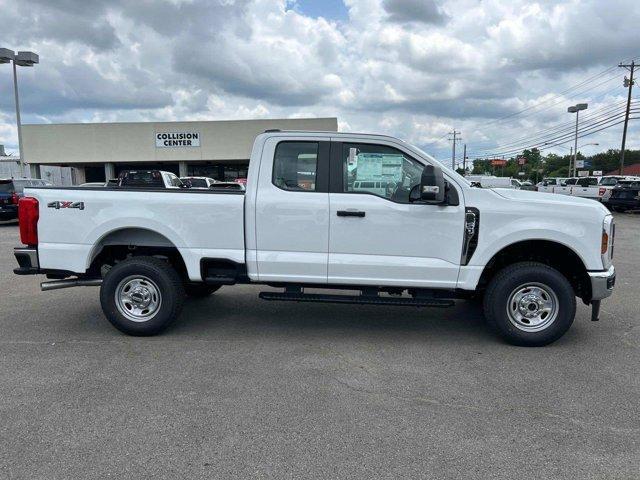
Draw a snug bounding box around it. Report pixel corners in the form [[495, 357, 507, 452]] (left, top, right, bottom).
[[169, 289, 498, 344]]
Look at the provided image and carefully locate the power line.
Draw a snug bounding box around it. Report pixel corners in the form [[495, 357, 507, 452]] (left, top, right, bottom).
[[421, 132, 450, 148], [468, 91, 632, 152], [466, 56, 640, 153], [472, 66, 621, 131], [473, 56, 640, 131], [471, 109, 637, 158], [471, 108, 639, 159], [468, 101, 634, 155]]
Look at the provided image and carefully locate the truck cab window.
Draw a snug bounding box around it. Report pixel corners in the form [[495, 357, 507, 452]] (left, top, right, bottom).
[[273, 142, 319, 191], [342, 143, 423, 203]]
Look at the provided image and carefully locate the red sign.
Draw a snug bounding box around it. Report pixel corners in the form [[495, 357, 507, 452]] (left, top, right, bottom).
[[491, 159, 507, 167], [517, 157, 526, 165]]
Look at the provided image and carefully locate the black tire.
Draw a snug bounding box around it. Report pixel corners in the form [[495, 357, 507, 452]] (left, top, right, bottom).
[[483, 262, 576, 347], [184, 283, 221, 297], [100, 256, 185, 336]]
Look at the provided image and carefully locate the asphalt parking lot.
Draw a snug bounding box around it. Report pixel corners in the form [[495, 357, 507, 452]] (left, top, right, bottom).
[[1, 215, 639, 479]]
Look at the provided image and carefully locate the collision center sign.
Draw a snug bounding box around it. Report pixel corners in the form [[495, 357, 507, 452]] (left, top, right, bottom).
[[155, 132, 200, 148]]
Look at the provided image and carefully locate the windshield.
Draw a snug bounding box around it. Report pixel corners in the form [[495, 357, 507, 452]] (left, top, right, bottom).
[[119, 171, 164, 187], [0, 180, 14, 193], [616, 181, 640, 188], [599, 177, 620, 186], [577, 177, 598, 186], [186, 178, 207, 188]]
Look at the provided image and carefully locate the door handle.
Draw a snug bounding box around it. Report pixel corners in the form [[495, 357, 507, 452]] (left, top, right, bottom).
[[337, 210, 366, 217]]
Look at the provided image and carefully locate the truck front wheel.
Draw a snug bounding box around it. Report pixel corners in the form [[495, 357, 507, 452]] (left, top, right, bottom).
[[100, 256, 185, 336], [483, 262, 576, 346]]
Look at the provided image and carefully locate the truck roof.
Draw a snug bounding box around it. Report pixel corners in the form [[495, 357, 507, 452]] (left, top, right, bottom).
[[262, 129, 400, 141]]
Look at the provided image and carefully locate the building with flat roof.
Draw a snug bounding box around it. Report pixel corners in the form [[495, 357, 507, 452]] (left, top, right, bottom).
[[22, 117, 338, 183]]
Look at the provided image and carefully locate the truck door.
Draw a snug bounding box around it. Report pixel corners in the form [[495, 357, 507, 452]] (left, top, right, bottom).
[[328, 140, 465, 288], [254, 136, 331, 283]]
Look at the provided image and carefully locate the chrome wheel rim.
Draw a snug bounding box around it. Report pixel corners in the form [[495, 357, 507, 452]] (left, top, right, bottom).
[[506, 282, 558, 332], [115, 275, 162, 322]]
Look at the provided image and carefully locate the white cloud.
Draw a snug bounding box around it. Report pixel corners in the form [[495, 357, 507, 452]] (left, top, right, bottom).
[[0, 0, 638, 161]]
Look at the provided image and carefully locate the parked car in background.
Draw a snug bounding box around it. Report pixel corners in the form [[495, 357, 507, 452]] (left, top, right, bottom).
[[118, 170, 184, 189], [520, 180, 536, 191], [180, 176, 217, 189], [553, 177, 577, 195], [570, 176, 600, 200], [0, 178, 52, 221], [606, 180, 640, 212], [537, 178, 567, 193], [598, 176, 640, 204], [210, 181, 246, 191]]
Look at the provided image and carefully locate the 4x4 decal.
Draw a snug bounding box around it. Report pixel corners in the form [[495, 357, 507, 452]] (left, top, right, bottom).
[[47, 201, 85, 210]]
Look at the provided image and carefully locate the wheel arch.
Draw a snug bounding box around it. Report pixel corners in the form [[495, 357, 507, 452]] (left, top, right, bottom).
[[87, 227, 188, 280], [477, 239, 591, 302]]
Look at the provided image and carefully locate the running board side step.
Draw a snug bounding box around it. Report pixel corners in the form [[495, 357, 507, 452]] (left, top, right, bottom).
[[259, 291, 454, 307]]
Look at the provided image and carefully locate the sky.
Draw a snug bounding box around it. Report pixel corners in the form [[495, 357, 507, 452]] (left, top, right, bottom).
[[0, 0, 638, 166]]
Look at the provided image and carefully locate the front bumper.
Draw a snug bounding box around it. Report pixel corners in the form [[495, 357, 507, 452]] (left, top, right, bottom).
[[588, 265, 616, 301]]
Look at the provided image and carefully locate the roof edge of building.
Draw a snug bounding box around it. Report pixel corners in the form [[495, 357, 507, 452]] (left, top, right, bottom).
[[22, 117, 338, 128]]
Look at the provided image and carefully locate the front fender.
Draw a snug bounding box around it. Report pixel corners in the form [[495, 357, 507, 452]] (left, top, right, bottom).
[[469, 215, 601, 271]]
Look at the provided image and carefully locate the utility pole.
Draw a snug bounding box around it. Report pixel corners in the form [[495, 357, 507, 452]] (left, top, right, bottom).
[[448, 130, 461, 170], [619, 60, 635, 175], [462, 143, 467, 174]]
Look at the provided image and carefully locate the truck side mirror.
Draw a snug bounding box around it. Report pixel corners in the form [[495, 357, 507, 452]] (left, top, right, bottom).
[[420, 164, 445, 203]]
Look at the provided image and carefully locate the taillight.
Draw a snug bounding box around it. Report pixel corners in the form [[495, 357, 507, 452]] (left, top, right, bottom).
[[601, 231, 609, 255], [18, 197, 39, 246], [11, 192, 19, 204]]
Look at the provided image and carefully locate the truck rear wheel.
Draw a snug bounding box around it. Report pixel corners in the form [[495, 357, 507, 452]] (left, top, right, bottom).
[[100, 256, 185, 336], [483, 262, 576, 346]]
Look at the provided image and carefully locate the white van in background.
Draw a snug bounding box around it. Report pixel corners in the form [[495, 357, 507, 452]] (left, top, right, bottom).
[[465, 175, 522, 189]]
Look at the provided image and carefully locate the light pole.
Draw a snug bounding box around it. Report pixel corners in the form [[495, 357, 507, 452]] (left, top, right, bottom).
[[567, 103, 588, 177], [0, 48, 39, 177], [544, 141, 598, 176]]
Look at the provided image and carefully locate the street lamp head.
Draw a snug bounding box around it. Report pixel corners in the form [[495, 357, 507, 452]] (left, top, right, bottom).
[[567, 106, 578, 113], [15, 51, 39, 67], [576, 103, 588, 111], [0, 47, 15, 64]]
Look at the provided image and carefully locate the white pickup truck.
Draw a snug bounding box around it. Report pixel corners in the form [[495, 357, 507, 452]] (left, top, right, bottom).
[[575, 175, 640, 204], [13, 131, 616, 346]]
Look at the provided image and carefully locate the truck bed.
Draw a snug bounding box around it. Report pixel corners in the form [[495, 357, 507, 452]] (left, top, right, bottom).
[[25, 186, 246, 281]]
